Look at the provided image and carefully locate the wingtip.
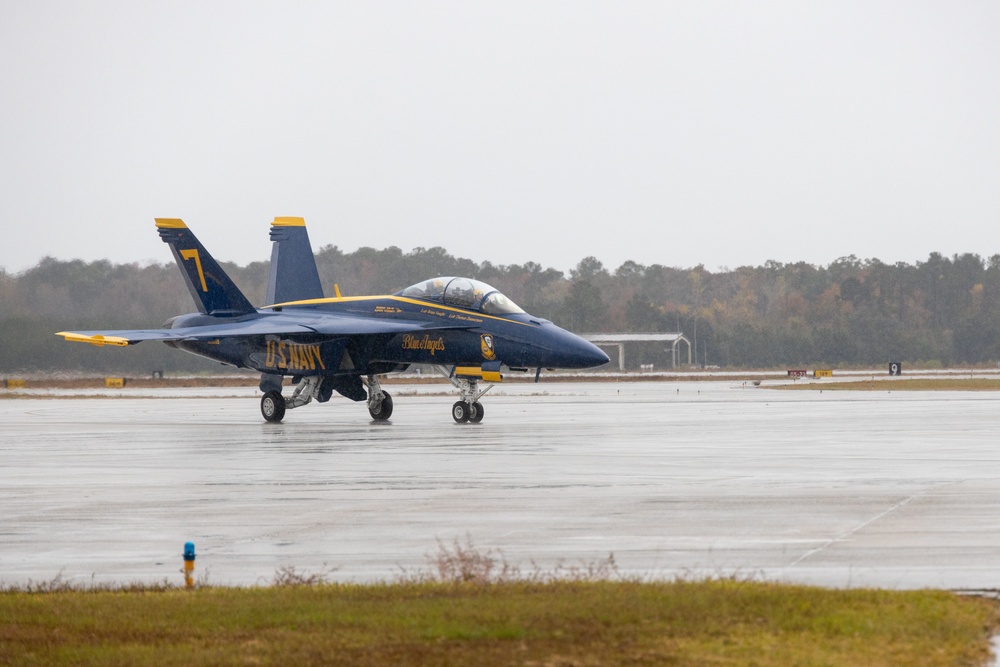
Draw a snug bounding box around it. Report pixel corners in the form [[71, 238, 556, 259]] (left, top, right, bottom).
[[56, 332, 130, 347]]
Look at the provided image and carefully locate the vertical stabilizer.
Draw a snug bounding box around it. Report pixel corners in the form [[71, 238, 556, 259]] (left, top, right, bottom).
[[266, 216, 325, 304], [155, 218, 256, 316]]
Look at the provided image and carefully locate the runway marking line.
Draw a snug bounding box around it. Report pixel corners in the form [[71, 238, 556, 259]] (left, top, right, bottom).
[[782, 482, 955, 571]]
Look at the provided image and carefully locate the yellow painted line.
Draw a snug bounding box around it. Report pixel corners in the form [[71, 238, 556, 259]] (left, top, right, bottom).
[[155, 218, 187, 229], [266, 296, 533, 327], [272, 216, 306, 227]]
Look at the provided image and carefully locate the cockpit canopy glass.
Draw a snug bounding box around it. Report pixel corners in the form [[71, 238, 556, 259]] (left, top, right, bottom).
[[397, 277, 525, 315]]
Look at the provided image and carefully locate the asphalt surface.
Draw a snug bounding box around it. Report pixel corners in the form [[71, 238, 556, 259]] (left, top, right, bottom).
[[2, 380, 999, 589]]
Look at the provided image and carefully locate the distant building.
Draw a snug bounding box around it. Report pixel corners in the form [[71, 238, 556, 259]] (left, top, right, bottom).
[[583, 333, 691, 371]]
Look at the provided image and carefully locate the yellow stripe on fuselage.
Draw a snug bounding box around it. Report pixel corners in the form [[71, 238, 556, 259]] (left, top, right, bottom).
[[154, 218, 187, 229], [265, 295, 534, 327]]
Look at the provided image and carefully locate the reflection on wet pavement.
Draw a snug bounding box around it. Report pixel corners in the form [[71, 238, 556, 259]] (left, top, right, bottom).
[[2, 381, 999, 589]]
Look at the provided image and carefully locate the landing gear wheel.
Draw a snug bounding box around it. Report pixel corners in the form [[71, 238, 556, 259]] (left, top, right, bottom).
[[469, 401, 485, 423], [452, 401, 471, 423], [261, 390, 286, 423], [369, 391, 393, 420]]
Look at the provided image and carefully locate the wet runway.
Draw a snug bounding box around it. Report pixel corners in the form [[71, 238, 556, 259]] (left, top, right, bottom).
[[2, 380, 1000, 589]]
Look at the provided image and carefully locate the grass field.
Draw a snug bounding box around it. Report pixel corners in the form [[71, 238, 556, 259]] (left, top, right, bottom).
[[1, 579, 998, 667]]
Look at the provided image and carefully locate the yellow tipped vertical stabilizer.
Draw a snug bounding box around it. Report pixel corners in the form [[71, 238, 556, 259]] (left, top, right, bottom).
[[154, 218, 187, 229]]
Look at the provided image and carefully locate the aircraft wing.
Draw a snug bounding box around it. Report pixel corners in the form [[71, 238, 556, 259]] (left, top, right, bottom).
[[57, 313, 473, 347]]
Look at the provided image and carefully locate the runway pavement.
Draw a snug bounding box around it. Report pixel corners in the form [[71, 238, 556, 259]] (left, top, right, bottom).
[[2, 380, 999, 589]]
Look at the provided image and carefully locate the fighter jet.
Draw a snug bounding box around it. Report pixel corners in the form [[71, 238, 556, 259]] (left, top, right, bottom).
[[57, 218, 610, 422]]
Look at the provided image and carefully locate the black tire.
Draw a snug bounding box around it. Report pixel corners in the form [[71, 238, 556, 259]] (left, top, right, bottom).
[[261, 391, 286, 423], [469, 402, 485, 423], [369, 392, 393, 420], [452, 400, 470, 423]]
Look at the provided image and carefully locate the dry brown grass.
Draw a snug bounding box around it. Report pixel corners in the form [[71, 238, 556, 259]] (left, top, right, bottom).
[[776, 378, 1000, 391], [1, 579, 995, 666], [2, 541, 998, 666]]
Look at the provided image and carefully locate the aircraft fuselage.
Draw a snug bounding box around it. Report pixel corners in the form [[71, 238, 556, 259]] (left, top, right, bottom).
[[58, 218, 610, 423], [168, 294, 607, 378]]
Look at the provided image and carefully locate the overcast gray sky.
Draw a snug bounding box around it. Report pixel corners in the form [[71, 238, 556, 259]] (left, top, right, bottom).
[[2, 1, 998, 276]]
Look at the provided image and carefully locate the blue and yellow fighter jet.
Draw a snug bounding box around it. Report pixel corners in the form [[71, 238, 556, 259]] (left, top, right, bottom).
[[57, 218, 609, 423]]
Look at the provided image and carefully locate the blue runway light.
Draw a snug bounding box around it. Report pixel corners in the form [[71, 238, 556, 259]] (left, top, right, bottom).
[[183, 542, 196, 589]]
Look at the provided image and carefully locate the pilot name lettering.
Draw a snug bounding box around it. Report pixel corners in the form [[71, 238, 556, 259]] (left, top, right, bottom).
[[265, 341, 327, 371], [402, 334, 445, 356], [448, 314, 483, 323]]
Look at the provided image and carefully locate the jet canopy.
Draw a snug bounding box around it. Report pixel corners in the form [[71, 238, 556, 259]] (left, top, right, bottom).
[[397, 277, 525, 315]]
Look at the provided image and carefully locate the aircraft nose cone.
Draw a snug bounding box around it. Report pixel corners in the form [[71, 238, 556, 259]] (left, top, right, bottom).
[[552, 331, 610, 369], [576, 337, 610, 367]]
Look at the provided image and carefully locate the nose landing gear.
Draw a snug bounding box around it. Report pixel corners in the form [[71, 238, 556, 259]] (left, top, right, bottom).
[[434, 366, 492, 424], [451, 400, 484, 423]]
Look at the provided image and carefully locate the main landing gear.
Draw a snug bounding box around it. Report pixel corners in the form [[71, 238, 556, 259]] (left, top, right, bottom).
[[363, 374, 393, 421], [261, 390, 286, 422], [260, 376, 322, 423], [260, 374, 393, 423], [259, 365, 502, 424]]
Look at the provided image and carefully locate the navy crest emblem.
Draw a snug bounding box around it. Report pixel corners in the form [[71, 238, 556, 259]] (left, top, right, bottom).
[[480, 334, 496, 360]]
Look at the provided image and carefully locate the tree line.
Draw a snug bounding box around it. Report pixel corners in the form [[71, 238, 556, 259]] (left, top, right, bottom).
[[2, 246, 999, 373]]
